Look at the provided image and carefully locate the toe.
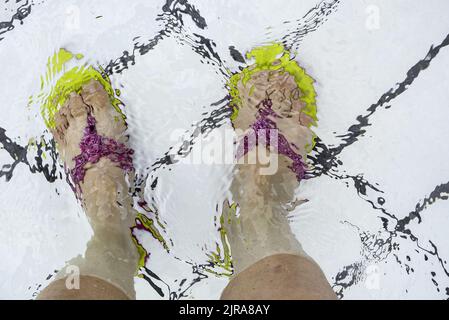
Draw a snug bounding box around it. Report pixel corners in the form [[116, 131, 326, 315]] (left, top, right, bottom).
[[56, 105, 69, 129], [53, 109, 68, 144], [50, 127, 62, 145], [299, 112, 313, 127], [83, 79, 104, 94], [81, 79, 110, 113], [66, 92, 88, 118]]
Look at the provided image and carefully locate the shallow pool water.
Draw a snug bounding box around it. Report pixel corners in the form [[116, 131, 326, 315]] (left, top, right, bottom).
[[1, 0, 449, 299]]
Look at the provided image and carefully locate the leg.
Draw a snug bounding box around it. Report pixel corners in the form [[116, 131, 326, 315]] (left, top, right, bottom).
[[221, 152, 336, 300], [221, 48, 336, 299], [221, 254, 336, 300], [37, 276, 130, 300], [38, 80, 139, 300]]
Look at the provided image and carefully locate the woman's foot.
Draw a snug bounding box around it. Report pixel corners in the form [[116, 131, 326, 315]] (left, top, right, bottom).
[[47, 79, 139, 299], [233, 68, 315, 183], [222, 46, 336, 299], [233, 68, 314, 150], [225, 47, 316, 274], [52, 79, 134, 225]]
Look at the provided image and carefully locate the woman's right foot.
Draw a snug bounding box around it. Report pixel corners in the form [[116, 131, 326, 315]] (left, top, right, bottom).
[[225, 46, 316, 274]]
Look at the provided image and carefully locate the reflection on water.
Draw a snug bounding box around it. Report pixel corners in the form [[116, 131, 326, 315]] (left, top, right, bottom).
[[1, 0, 449, 299]]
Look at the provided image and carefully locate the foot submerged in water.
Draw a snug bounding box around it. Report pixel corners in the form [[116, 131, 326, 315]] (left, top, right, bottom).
[[230, 45, 317, 181], [49, 79, 139, 298], [224, 44, 317, 274], [51, 79, 134, 197]]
